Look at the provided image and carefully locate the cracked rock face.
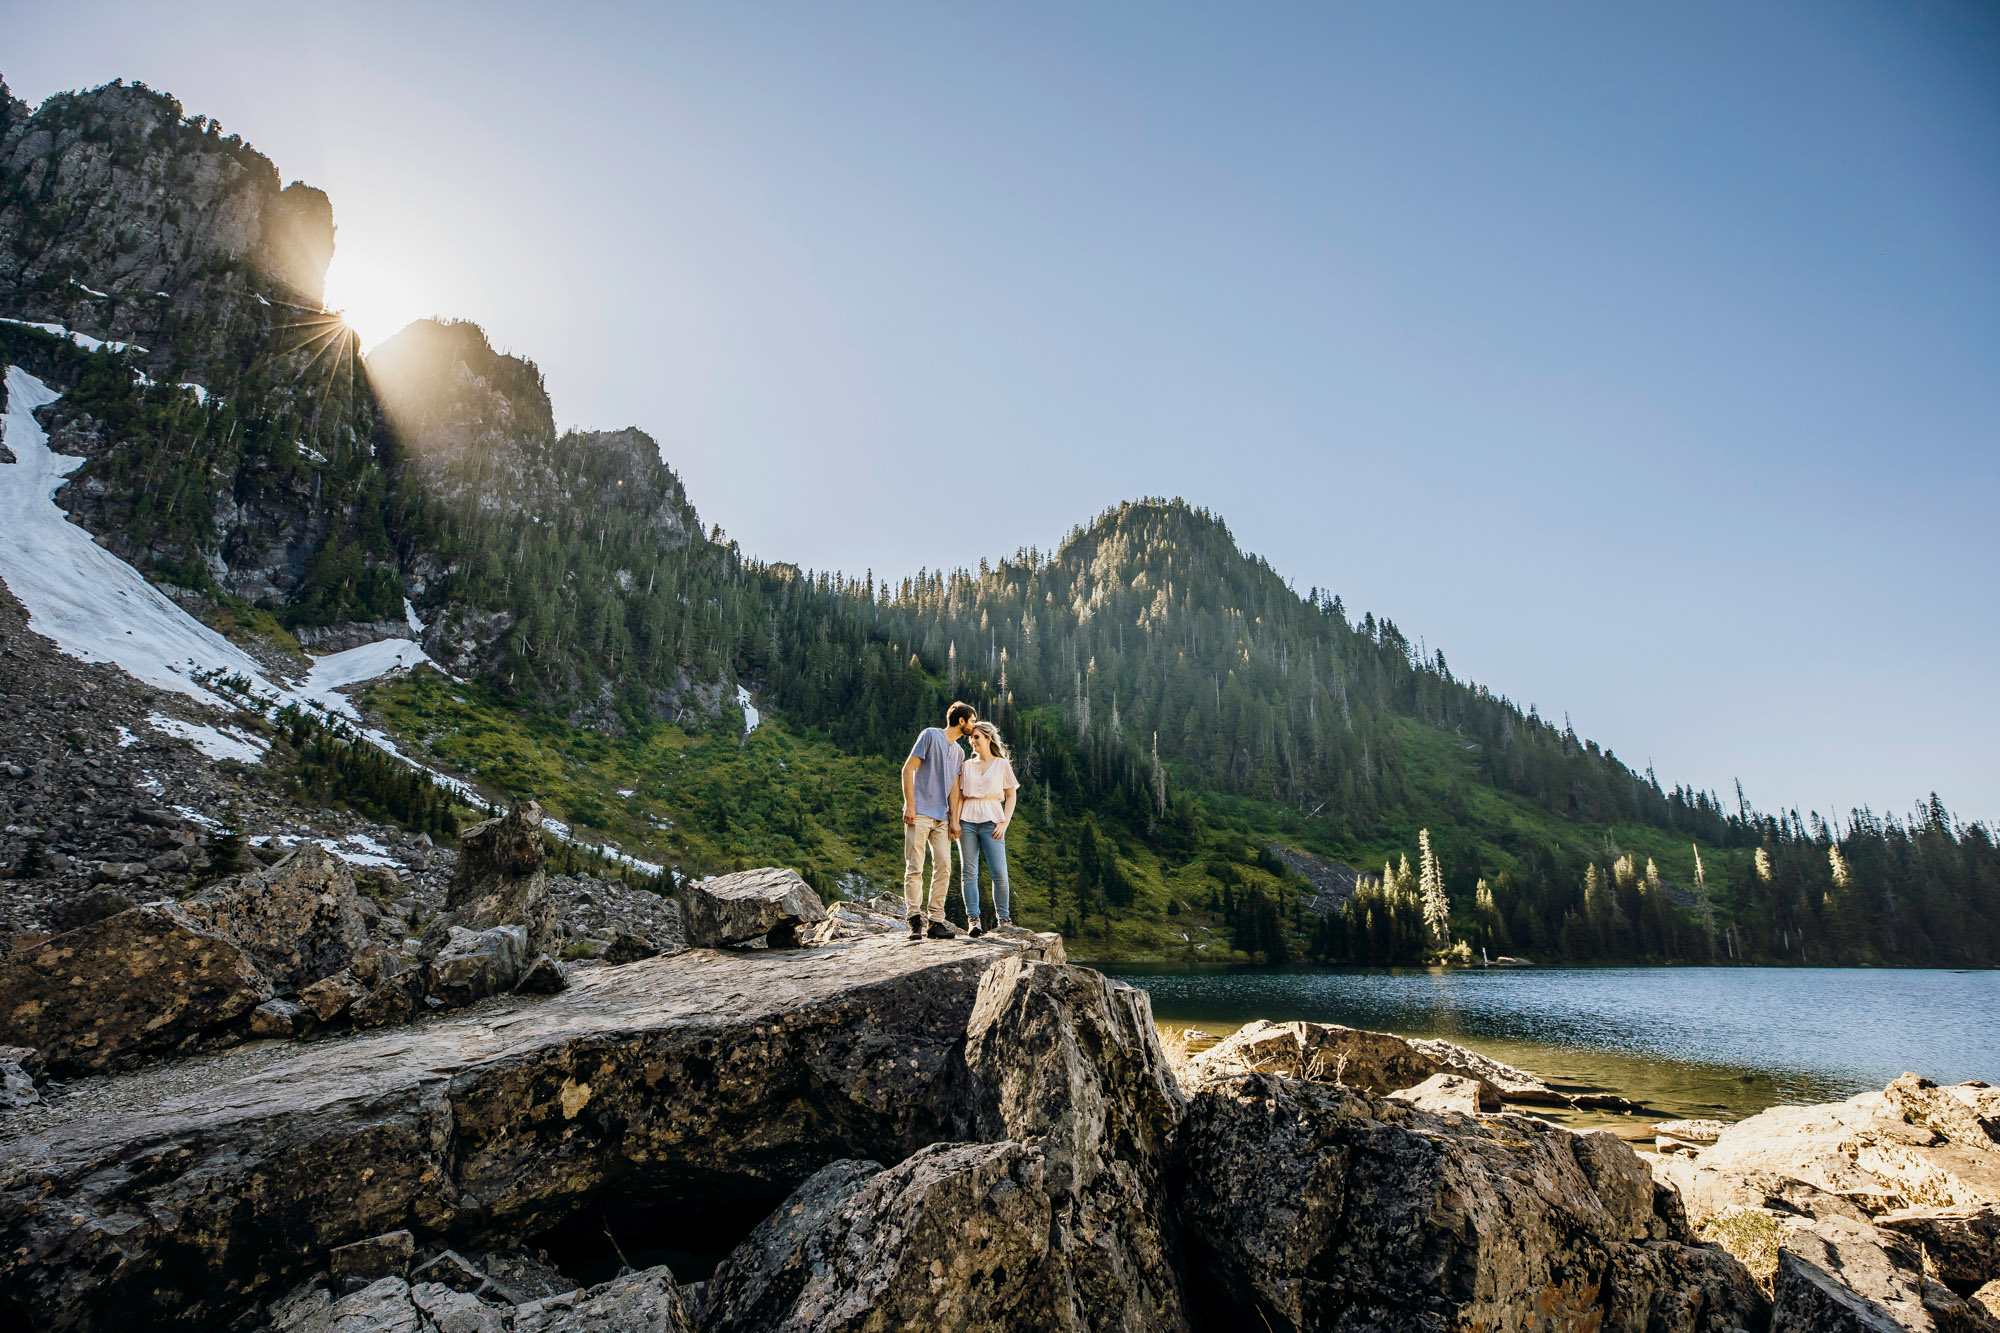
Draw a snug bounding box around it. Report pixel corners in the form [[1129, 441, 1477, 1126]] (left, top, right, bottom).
[[1172, 1072, 1765, 1333], [1655, 1072, 2000, 1333], [705, 957, 1190, 1333], [678, 866, 829, 949]]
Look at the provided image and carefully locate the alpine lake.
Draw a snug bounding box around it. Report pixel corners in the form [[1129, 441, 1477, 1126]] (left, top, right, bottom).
[[1103, 963, 2000, 1141]]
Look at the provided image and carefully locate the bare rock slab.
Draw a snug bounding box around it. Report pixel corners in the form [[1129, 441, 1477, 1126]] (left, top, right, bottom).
[[0, 902, 270, 1074], [0, 932, 1026, 1332], [679, 867, 828, 948]]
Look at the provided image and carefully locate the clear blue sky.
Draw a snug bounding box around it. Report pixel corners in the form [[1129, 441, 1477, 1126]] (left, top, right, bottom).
[[11, 3, 1999, 821]]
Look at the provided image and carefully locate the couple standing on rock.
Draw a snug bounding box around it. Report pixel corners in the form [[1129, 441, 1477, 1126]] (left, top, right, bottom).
[[900, 701, 1020, 941]]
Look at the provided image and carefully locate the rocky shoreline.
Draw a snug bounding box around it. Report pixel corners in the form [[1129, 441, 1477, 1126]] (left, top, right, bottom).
[[1, 808, 1994, 1331]]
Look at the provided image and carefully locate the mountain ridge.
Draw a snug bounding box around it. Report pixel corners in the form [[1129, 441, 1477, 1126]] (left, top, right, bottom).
[[1, 76, 1994, 968]]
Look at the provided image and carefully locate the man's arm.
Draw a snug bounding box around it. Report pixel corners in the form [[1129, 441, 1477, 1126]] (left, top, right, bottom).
[[901, 755, 922, 825], [948, 782, 963, 839]]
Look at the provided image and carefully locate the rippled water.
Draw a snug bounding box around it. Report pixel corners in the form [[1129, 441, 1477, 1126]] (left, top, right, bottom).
[[1104, 964, 2000, 1129]]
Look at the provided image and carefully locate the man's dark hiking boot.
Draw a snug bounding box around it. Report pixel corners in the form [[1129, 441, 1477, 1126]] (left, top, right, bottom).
[[927, 920, 957, 940], [908, 914, 923, 940]]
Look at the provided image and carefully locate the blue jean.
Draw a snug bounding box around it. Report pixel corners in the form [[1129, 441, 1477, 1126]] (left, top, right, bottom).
[[958, 820, 1010, 922]]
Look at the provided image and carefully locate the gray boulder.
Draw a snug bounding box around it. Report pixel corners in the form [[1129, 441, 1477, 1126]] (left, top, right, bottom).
[[428, 925, 528, 1006], [1773, 1213, 1994, 1332], [515, 1265, 694, 1331], [298, 970, 367, 1023], [250, 997, 311, 1039], [1390, 1071, 1499, 1114], [0, 902, 270, 1074], [1173, 1072, 1765, 1332], [0, 1046, 38, 1109], [679, 867, 828, 948], [0, 933, 1029, 1330]]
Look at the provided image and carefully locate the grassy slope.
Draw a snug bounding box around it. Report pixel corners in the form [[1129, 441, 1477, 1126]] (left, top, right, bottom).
[[360, 670, 1738, 964]]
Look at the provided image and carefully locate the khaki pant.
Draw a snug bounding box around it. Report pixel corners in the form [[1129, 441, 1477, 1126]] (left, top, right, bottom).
[[903, 815, 952, 920]]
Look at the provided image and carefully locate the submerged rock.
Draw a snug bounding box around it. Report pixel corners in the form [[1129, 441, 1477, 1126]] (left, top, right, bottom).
[[0, 902, 270, 1074], [1173, 1071, 1765, 1332], [679, 867, 828, 948]]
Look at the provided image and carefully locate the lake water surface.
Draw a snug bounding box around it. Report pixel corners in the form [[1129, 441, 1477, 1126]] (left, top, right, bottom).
[[1103, 964, 2000, 1133]]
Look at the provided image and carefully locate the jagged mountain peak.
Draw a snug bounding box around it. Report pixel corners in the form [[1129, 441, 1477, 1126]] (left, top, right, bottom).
[[0, 77, 337, 331]]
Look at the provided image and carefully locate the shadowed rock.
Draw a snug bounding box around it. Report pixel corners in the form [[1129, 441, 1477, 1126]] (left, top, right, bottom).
[[0, 903, 270, 1074], [679, 867, 828, 948], [703, 957, 1190, 1332], [1173, 1072, 1765, 1332]]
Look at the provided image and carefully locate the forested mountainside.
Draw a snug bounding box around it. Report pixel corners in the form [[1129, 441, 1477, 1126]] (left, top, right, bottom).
[[2, 76, 1994, 968]]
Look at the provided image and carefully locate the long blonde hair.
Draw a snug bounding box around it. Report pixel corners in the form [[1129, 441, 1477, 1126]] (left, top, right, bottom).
[[969, 720, 1010, 759]]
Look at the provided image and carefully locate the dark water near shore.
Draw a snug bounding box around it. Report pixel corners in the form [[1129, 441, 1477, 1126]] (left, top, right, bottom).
[[1103, 964, 2000, 1135]]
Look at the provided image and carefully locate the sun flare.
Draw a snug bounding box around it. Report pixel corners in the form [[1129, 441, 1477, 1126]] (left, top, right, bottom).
[[321, 250, 425, 352]]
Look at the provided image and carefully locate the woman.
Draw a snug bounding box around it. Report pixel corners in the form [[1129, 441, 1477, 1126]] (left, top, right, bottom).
[[954, 719, 1019, 936]]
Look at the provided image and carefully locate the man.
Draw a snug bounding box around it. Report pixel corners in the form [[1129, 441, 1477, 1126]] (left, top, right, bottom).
[[901, 701, 976, 940]]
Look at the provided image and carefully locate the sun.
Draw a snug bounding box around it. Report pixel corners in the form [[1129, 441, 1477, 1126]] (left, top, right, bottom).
[[321, 248, 425, 352]]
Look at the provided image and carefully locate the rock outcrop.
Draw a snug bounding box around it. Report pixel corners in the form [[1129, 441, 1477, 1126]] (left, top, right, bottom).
[[703, 957, 1188, 1332], [0, 932, 1042, 1331], [1173, 1071, 1765, 1332], [1653, 1073, 2000, 1332], [678, 866, 829, 949]]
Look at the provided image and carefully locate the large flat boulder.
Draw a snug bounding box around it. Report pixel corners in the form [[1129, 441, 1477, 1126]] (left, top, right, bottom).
[[679, 867, 829, 948], [1173, 1072, 1766, 1332], [0, 902, 271, 1075], [0, 932, 1044, 1332]]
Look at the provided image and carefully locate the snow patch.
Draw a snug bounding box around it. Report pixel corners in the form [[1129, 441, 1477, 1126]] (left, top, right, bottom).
[[403, 598, 425, 634], [70, 280, 110, 299], [1, 366, 273, 710], [616, 789, 636, 799], [298, 638, 436, 719], [173, 806, 222, 830], [114, 725, 139, 748], [736, 685, 760, 734], [0, 317, 145, 355], [179, 383, 210, 406], [146, 711, 270, 764]]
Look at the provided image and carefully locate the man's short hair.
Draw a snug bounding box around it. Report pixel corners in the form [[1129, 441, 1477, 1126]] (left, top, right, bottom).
[[946, 701, 976, 728]]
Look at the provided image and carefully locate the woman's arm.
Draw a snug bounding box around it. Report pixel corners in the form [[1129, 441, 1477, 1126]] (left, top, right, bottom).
[[995, 771, 1019, 839]]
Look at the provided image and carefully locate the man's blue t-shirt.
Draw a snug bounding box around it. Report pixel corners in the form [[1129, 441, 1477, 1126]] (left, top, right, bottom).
[[908, 727, 964, 821]]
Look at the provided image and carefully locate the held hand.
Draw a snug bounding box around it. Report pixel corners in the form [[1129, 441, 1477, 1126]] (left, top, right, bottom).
[[949, 823, 962, 839], [902, 805, 916, 826]]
